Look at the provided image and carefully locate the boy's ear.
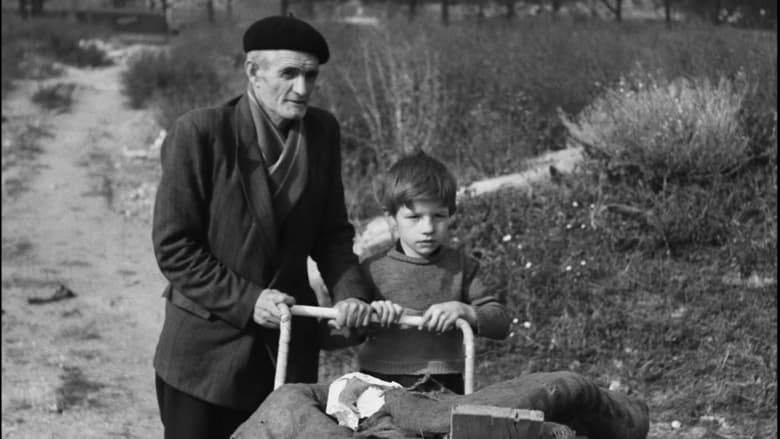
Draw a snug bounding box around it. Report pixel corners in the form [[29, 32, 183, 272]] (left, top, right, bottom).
[[383, 210, 396, 225]]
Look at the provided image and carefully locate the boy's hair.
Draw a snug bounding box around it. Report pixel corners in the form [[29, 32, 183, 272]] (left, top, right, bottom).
[[377, 151, 457, 215]]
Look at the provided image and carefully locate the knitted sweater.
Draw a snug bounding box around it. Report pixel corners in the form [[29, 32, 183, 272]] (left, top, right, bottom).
[[357, 244, 511, 375]]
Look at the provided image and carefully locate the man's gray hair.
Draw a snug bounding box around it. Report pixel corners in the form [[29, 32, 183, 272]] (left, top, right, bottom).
[[246, 50, 272, 72]]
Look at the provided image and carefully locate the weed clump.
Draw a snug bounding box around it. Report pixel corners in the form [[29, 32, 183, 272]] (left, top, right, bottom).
[[32, 82, 76, 112], [2, 14, 111, 98]]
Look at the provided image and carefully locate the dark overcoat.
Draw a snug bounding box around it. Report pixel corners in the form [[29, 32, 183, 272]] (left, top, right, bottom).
[[152, 94, 370, 410]]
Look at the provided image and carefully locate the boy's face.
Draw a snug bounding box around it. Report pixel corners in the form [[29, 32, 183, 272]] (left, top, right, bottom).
[[391, 200, 452, 259]]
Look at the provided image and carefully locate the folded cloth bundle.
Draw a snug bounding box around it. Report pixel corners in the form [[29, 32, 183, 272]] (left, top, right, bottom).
[[231, 371, 650, 439], [325, 372, 403, 430]]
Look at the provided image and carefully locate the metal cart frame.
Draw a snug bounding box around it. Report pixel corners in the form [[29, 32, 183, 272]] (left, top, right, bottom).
[[273, 304, 475, 394]]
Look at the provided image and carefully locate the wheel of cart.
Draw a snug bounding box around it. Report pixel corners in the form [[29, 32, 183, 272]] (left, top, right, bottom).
[[273, 304, 545, 439]]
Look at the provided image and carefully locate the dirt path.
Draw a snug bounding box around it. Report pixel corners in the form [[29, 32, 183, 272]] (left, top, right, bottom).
[[2, 63, 165, 438]]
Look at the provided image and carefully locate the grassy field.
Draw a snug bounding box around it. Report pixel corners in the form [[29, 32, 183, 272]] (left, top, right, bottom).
[[3, 10, 776, 438], [119, 14, 778, 438]]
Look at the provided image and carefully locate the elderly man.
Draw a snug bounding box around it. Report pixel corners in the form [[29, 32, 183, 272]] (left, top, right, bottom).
[[151, 16, 373, 439]]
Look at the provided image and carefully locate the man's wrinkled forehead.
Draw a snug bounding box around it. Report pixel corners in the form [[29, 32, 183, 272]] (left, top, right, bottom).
[[250, 50, 319, 71]]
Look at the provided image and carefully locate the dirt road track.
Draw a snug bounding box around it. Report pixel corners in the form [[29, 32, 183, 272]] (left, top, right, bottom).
[[2, 63, 166, 438]]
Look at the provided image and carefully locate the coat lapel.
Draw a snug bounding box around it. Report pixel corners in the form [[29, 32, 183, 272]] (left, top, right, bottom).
[[234, 94, 279, 268]]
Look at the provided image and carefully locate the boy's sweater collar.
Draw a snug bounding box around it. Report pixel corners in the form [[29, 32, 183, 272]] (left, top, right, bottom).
[[387, 241, 445, 265]]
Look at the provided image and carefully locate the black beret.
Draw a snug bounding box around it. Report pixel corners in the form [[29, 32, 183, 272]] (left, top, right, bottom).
[[242, 15, 330, 64]]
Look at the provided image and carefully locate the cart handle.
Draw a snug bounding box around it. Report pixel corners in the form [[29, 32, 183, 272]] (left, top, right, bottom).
[[274, 304, 475, 394]]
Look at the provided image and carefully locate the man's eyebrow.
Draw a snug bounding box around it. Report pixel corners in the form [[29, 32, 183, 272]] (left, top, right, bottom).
[[279, 65, 319, 72]]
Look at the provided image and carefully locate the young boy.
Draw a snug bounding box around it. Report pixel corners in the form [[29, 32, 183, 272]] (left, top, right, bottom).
[[358, 151, 511, 394]]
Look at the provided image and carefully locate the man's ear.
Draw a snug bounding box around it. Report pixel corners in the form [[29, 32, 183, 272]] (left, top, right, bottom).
[[245, 60, 258, 80]]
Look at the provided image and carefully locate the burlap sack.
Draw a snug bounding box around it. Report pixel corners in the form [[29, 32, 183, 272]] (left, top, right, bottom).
[[231, 371, 649, 439]]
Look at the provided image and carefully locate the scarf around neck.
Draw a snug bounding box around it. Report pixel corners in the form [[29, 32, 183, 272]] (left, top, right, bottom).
[[246, 85, 309, 226]]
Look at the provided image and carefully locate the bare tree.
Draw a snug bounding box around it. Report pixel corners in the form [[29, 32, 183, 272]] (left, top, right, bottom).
[[664, 0, 672, 24], [280, 0, 289, 15], [302, 0, 315, 18], [600, 0, 622, 21], [30, 0, 43, 16], [206, 0, 215, 24], [18, 0, 28, 19], [226, 0, 234, 22], [441, 0, 450, 25], [408, 0, 417, 20], [505, 0, 515, 19]]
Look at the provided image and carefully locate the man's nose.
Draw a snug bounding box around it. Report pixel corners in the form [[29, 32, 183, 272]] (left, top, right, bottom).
[[293, 75, 309, 95]]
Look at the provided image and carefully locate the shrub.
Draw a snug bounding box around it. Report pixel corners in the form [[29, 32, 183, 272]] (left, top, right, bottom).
[[121, 24, 243, 128], [31, 82, 76, 112], [122, 46, 226, 128], [560, 73, 776, 254], [565, 74, 750, 186], [316, 18, 776, 213], [2, 14, 111, 97]]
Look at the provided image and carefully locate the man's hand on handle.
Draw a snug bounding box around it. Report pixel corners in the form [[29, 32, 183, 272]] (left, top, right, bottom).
[[253, 289, 296, 328]]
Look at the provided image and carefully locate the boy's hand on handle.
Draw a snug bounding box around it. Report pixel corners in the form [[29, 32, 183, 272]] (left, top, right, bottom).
[[419, 301, 477, 333], [254, 289, 296, 328], [370, 300, 405, 327], [333, 298, 373, 329]]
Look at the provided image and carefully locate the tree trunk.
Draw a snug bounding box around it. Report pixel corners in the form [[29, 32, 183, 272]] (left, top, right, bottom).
[[664, 0, 670, 24], [206, 0, 215, 24], [280, 0, 289, 16], [18, 0, 28, 19], [552, 0, 562, 14], [225, 0, 233, 22], [161, 0, 170, 33], [599, 0, 622, 22], [505, 0, 515, 20], [30, 0, 43, 16], [408, 0, 417, 21], [441, 0, 450, 26], [303, 0, 314, 18]]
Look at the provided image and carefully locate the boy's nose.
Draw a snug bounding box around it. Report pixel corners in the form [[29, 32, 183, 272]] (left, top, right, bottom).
[[419, 217, 434, 232]]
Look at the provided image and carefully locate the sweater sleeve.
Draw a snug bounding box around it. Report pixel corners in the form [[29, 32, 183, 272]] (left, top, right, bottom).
[[462, 256, 511, 340]]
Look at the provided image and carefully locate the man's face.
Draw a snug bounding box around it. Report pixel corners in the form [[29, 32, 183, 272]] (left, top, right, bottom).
[[247, 50, 320, 126]]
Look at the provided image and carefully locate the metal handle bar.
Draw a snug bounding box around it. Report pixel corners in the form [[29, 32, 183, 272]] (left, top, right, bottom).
[[274, 304, 475, 394]]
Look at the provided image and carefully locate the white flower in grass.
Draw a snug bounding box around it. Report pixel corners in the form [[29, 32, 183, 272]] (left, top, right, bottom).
[[580, 260, 587, 266], [523, 321, 532, 329], [502, 234, 512, 242], [565, 265, 572, 272], [524, 262, 532, 269], [512, 318, 519, 325]]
